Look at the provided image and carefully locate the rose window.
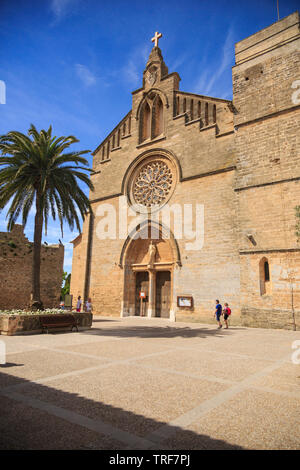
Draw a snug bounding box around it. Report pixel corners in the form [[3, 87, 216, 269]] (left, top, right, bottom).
[[133, 161, 173, 207]]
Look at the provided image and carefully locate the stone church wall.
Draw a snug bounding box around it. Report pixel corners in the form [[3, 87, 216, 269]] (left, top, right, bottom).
[[71, 12, 300, 329], [86, 198, 126, 317], [69, 215, 91, 301], [79, 168, 241, 321], [171, 170, 240, 322], [233, 12, 300, 329]]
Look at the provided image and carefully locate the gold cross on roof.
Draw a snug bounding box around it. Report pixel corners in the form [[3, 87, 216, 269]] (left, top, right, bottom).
[[151, 31, 162, 48]]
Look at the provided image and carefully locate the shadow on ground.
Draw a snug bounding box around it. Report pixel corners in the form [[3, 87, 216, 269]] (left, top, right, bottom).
[[82, 324, 244, 339], [91, 318, 119, 323], [0, 369, 243, 450], [34, 324, 238, 339], [0, 363, 24, 368]]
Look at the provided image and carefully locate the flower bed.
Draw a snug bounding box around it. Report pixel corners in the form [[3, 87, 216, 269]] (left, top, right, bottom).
[[0, 310, 93, 335], [0, 308, 64, 316]]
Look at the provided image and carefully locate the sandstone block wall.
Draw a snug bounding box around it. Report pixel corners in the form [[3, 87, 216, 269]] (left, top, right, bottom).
[[71, 12, 300, 330], [76, 169, 240, 320], [0, 225, 64, 310], [233, 12, 300, 329]]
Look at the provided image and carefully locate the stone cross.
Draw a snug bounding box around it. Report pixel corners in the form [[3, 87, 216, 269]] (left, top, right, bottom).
[[151, 31, 162, 48]]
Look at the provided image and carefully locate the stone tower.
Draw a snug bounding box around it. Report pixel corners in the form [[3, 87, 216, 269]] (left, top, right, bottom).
[[233, 12, 300, 328]]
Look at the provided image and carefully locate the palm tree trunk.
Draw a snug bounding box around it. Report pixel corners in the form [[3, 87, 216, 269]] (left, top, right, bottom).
[[31, 191, 44, 310]]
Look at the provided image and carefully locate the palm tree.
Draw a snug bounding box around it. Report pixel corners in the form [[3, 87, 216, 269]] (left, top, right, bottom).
[[0, 124, 94, 310]]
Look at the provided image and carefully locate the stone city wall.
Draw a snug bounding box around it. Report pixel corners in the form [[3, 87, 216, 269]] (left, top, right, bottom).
[[0, 225, 64, 310]]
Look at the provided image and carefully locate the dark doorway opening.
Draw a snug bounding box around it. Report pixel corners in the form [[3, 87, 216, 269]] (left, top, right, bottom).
[[156, 271, 171, 318], [135, 271, 149, 316]]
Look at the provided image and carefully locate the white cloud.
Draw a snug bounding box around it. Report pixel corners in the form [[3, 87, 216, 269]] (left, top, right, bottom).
[[50, 0, 75, 20], [75, 64, 97, 87], [203, 27, 235, 96], [0, 71, 102, 139], [122, 43, 149, 87], [193, 69, 210, 95], [63, 254, 73, 266], [169, 53, 189, 73], [192, 26, 235, 98]]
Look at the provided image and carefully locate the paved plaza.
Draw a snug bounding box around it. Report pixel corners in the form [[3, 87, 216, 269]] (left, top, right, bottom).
[[0, 317, 299, 450]]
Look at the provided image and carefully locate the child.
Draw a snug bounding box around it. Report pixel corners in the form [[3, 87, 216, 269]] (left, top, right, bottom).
[[76, 296, 82, 312], [223, 303, 231, 329], [85, 298, 92, 313]]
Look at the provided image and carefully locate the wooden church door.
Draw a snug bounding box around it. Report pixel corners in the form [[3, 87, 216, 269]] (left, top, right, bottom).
[[135, 272, 149, 316], [155, 271, 171, 318]]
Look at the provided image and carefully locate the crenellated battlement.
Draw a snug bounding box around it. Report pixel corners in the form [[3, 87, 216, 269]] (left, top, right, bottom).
[[173, 90, 233, 135], [92, 111, 132, 167]]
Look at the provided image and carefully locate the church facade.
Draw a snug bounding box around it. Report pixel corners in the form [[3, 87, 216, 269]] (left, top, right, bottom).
[[71, 12, 300, 329]]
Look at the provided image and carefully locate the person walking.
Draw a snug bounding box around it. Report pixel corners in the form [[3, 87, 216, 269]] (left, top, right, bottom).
[[215, 299, 223, 329], [223, 303, 231, 329], [76, 296, 82, 312]]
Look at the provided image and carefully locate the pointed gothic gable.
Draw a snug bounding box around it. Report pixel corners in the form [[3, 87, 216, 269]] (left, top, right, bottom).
[[91, 39, 234, 202]]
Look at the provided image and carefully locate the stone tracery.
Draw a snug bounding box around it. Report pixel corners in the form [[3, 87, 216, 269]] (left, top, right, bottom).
[[133, 160, 173, 207]]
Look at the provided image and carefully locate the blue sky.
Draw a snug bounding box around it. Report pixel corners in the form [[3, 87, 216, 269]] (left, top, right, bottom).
[[0, 0, 299, 272]]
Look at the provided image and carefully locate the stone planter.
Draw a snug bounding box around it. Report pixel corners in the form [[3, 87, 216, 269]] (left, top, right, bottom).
[[0, 312, 93, 336]]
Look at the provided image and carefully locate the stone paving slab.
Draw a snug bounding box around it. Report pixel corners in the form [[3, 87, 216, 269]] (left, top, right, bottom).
[[250, 362, 300, 394], [0, 349, 107, 386], [133, 349, 271, 382], [5, 330, 123, 349], [0, 395, 123, 450], [15, 363, 229, 438], [0, 317, 299, 449], [179, 389, 300, 450], [56, 337, 173, 360], [182, 338, 293, 361]]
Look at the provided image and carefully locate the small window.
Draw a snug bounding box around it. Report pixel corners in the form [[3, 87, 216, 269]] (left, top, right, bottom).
[[259, 257, 271, 296], [141, 102, 151, 142], [264, 261, 270, 282], [198, 101, 201, 118], [213, 104, 216, 124], [153, 95, 163, 138], [190, 99, 194, 121], [128, 116, 131, 134]]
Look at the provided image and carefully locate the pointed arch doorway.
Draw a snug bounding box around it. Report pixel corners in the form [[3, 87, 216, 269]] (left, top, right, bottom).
[[134, 269, 171, 318], [120, 223, 179, 319]]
